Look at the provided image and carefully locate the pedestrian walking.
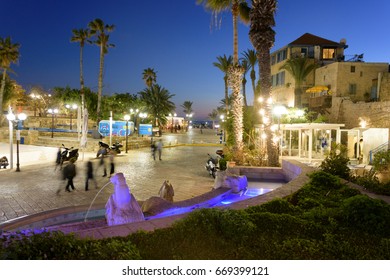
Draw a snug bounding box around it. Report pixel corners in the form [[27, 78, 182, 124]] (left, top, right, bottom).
[[156, 139, 163, 160], [85, 160, 98, 191], [108, 151, 115, 178], [151, 141, 156, 160], [63, 158, 77, 192], [99, 155, 108, 177], [54, 147, 62, 171]]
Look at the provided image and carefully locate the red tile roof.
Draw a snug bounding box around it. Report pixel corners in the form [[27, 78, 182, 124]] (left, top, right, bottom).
[[288, 33, 343, 47]]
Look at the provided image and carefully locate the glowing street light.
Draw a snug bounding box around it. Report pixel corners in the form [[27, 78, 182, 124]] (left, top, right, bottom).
[[48, 108, 59, 138], [7, 110, 27, 172], [65, 104, 78, 130], [124, 114, 130, 153]]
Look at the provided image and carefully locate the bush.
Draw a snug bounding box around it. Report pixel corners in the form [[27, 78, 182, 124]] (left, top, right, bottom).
[[320, 143, 351, 180], [340, 195, 390, 236], [0, 231, 141, 260], [244, 198, 300, 215]]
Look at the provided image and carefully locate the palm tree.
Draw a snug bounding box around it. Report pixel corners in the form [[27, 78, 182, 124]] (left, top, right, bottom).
[[208, 109, 219, 129], [70, 28, 91, 117], [249, 0, 278, 166], [0, 36, 20, 120], [142, 68, 157, 88], [240, 58, 249, 107], [88, 18, 115, 124], [181, 101, 194, 131], [197, 0, 250, 159], [242, 49, 258, 102], [138, 84, 175, 130], [213, 54, 232, 115], [280, 57, 317, 108]]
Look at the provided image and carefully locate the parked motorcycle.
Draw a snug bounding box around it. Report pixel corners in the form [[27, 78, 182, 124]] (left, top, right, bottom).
[[205, 150, 224, 178], [60, 144, 79, 166], [110, 141, 123, 154]]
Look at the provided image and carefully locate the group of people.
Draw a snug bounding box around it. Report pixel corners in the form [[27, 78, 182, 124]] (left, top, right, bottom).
[[57, 139, 165, 194], [57, 150, 116, 194]]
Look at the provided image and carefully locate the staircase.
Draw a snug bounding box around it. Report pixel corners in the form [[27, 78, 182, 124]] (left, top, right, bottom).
[[369, 141, 390, 164]]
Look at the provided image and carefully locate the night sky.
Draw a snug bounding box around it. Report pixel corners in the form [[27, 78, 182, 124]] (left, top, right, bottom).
[[1, 0, 389, 118]]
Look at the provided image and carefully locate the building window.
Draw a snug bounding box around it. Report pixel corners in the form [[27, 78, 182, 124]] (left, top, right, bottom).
[[301, 48, 307, 57], [360, 71, 363, 77], [322, 48, 335, 60], [272, 71, 285, 87], [276, 49, 287, 63], [351, 66, 355, 73], [349, 83, 357, 95], [271, 55, 276, 65]]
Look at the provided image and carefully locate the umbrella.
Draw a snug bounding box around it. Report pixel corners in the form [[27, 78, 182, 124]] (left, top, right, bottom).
[[305, 86, 329, 93]]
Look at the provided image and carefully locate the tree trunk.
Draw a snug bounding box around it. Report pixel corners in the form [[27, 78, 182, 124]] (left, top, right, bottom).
[[0, 69, 7, 124], [97, 44, 105, 124]]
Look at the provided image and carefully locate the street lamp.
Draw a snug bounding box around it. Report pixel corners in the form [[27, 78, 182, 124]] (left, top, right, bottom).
[[48, 108, 58, 138], [186, 113, 193, 132], [65, 104, 78, 130], [219, 115, 225, 144], [7, 111, 27, 172], [124, 114, 130, 153], [169, 113, 176, 133]]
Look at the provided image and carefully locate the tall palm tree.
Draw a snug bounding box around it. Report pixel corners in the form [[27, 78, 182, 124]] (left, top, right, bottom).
[[280, 57, 317, 108], [0, 36, 20, 119], [138, 84, 175, 129], [249, 0, 278, 166], [208, 109, 219, 129], [142, 68, 157, 88], [242, 49, 258, 102], [213, 54, 232, 115], [197, 0, 250, 64], [240, 58, 249, 107], [181, 100, 194, 131], [70, 28, 91, 117], [88, 18, 115, 124], [198, 0, 250, 159]]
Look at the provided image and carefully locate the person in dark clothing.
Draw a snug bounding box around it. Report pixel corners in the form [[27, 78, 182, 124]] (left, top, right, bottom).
[[108, 151, 115, 178], [99, 155, 107, 177], [63, 158, 77, 192], [54, 147, 62, 171], [85, 160, 98, 191]]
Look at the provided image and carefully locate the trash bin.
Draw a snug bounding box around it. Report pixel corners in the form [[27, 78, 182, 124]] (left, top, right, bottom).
[[20, 137, 25, 144]]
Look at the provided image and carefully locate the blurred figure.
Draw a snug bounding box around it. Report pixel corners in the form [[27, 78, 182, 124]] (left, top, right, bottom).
[[63, 158, 77, 192], [151, 141, 156, 160], [85, 160, 98, 191], [108, 150, 115, 178], [99, 155, 108, 177], [54, 147, 62, 171], [156, 139, 163, 160]]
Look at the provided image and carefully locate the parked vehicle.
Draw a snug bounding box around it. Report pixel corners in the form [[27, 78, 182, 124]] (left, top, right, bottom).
[[0, 156, 9, 169], [110, 141, 123, 154], [60, 144, 79, 166], [205, 149, 224, 178]]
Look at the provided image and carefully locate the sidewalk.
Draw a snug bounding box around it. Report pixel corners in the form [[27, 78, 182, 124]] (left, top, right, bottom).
[[0, 128, 223, 225]]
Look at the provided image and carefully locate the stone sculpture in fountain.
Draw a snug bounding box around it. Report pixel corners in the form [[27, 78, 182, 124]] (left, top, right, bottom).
[[105, 173, 145, 226]]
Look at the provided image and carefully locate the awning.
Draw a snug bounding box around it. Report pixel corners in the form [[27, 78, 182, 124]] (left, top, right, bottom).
[[306, 86, 329, 93]]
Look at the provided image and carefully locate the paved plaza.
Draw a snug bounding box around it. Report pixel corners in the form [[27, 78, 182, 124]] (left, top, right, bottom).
[[0, 128, 223, 224]]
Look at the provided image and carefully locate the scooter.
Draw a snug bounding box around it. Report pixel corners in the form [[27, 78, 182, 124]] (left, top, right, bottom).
[[60, 144, 79, 165], [110, 141, 123, 154], [205, 150, 224, 178]]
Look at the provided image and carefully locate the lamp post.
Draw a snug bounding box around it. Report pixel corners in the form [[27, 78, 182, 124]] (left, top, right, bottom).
[[186, 113, 193, 132], [219, 115, 225, 144], [169, 113, 176, 133], [124, 114, 130, 153], [65, 104, 78, 130], [7, 111, 27, 172], [48, 108, 58, 138]]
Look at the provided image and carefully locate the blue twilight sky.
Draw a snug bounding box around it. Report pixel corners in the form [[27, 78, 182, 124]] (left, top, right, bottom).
[[1, 0, 389, 119]]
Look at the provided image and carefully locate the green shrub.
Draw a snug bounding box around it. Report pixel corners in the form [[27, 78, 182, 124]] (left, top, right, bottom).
[[320, 143, 351, 180], [244, 198, 300, 215], [0, 231, 141, 260], [340, 195, 390, 236]]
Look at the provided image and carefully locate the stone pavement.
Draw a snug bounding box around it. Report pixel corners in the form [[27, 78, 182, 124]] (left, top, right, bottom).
[[0, 128, 223, 224]]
